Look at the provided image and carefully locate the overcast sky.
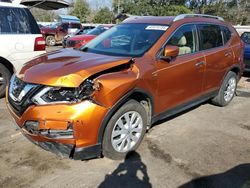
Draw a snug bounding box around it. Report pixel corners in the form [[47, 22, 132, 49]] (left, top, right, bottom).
[[86, 0, 112, 10]]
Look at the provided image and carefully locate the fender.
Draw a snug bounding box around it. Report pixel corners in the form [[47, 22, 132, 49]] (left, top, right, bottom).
[[222, 64, 241, 84], [96, 87, 154, 144]]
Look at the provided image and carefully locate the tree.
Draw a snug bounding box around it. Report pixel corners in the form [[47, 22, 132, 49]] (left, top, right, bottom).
[[93, 7, 115, 23], [30, 8, 57, 22], [70, 0, 90, 22], [113, 0, 192, 16]]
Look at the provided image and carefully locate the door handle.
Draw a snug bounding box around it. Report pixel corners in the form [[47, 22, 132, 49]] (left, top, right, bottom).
[[195, 61, 205, 67], [225, 52, 232, 57]]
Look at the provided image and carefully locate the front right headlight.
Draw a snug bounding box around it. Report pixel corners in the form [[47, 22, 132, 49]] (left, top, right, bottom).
[[32, 79, 99, 105]]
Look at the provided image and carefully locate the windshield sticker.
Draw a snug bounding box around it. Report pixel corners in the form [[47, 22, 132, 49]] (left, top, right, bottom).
[[145, 25, 169, 31]]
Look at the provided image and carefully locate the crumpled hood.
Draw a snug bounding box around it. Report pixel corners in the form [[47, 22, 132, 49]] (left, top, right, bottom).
[[17, 49, 131, 87]]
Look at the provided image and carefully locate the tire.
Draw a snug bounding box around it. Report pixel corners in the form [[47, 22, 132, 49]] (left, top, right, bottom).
[[211, 71, 237, 107], [0, 64, 12, 98], [103, 99, 147, 160], [45, 35, 56, 46]]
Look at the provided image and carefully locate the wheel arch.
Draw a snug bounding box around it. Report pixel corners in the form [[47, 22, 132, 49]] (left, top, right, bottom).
[[221, 65, 241, 86], [0, 57, 15, 74], [229, 65, 241, 80], [97, 88, 154, 144]]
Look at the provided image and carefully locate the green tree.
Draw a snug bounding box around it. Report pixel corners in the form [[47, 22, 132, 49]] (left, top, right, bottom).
[[93, 7, 114, 23], [113, 0, 192, 16], [70, 0, 90, 22], [30, 8, 57, 22], [112, 0, 249, 25]]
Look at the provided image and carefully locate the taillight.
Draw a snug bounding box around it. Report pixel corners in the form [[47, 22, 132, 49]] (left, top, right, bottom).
[[34, 37, 45, 51]]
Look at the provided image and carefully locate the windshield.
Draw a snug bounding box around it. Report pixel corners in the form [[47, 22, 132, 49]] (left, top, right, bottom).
[[81, 23, 168, 57], [87, 26, 110, 36], [241, 32, 250, 44]]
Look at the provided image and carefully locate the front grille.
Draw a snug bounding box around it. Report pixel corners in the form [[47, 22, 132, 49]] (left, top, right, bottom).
[[8, 76, 41, 116]]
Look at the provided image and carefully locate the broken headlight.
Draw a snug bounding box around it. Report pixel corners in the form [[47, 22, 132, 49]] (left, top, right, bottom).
[[32, 80, 98, 105]]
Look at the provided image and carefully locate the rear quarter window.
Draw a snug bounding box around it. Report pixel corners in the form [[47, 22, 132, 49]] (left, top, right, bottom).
[[198, 24, 223, 50], [0, 7, 40, 34], [221, 26, 232, 44]]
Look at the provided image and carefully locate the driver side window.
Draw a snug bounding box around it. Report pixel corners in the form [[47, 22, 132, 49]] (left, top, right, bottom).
[[166, 24, 197, 56]]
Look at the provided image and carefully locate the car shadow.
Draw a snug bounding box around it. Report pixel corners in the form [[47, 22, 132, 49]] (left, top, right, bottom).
[[179, 163, 250, 188], [98, 152, 152, 188]]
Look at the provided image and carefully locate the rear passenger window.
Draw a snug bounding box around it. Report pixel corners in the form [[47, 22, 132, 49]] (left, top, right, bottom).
[[0, 7, 40, 34], [221, 26, 232, 44], [166, 24, 198, 56], [198, 24, 223, 50]]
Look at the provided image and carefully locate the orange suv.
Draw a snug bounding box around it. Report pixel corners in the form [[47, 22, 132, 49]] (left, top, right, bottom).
[[6, 14, 244, 160]]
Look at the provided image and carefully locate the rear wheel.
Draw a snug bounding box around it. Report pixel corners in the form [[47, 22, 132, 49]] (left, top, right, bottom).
[[211, 71, 237, 106], [103, 100, 147, 160], [0, 64, 11, 98], [46, 35, 56, 46]]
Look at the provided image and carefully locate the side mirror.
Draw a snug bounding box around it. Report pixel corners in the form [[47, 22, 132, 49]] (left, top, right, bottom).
[[160, 45, 179, 62]]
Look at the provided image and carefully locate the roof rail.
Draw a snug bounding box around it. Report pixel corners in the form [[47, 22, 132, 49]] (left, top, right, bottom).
[[173, 14, 224, 22]]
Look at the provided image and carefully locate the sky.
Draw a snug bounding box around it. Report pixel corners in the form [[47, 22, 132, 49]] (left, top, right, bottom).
[[86, 0, 112, 10]]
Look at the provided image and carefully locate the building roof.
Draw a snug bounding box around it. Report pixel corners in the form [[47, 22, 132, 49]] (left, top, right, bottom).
[[58, 15, 80, 23]]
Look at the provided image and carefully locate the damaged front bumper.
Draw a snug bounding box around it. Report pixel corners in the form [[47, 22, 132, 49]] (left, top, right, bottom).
[[24, 132, 101, 160], [6, 97, 108, 160]]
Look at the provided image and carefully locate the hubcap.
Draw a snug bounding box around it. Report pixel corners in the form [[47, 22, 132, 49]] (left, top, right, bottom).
[[224, 77, 236, 102], [47, 37, 55, 46], [111, 111, 143, 153]]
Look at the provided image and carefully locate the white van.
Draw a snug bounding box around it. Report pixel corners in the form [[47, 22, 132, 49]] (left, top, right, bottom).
[[0, 2, 46, 97]]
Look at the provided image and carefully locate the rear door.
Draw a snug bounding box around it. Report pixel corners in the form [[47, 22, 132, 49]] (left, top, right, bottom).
[[0, 6, 44, 70], [197, 24, 234, 92], [155, 24, 206, 114]]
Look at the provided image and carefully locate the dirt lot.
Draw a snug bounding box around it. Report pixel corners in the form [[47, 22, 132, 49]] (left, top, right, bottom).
[[0, 47, 250, 188]]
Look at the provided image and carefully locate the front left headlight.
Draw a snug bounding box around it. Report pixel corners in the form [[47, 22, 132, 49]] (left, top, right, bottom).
[[32, 79, 98, 105]]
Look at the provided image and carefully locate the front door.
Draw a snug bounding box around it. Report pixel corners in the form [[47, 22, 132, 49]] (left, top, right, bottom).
[[155, 24, 206, 114]]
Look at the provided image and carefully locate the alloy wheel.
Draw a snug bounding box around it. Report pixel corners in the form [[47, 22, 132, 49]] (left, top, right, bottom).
[[111, 111, 143, 153], [224, 77, 236, 102]]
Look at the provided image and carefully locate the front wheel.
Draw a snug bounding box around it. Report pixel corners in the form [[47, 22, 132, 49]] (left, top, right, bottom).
[[102, 100, 147, 160], [211, 71, 237, 106]]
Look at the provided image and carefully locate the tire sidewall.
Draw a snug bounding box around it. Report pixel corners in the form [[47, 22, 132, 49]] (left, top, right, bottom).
[[0, 64, 11, 98], [103, 100, 147, 160]]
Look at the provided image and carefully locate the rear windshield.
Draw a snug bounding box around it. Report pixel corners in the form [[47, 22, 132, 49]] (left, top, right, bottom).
[[241, 32, 250, 45], [0, 7, 40, 34]]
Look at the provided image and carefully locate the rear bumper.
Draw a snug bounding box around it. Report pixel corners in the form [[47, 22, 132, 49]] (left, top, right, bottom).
[[9, 51, 46, 72]]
